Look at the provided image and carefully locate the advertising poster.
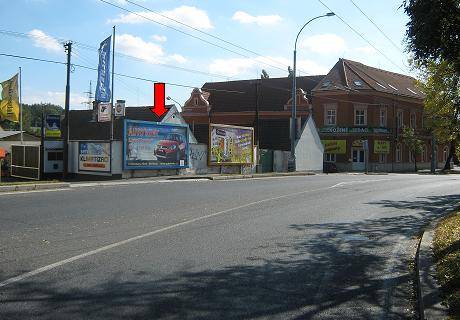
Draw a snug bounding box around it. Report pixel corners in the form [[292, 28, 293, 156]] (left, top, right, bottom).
[[374, 140, 390, 153], [98, 102, 111, 122], [45, 114, 61, 138], [321, 140, 346, 154], [114, 100, 125, 117], [124, 120, 189, 170], [209, 124, 254, 165], [78, 142, 111, 172]]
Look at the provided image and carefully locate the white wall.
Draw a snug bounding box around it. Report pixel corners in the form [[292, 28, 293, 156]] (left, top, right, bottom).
[[295, 117, 324, 172]]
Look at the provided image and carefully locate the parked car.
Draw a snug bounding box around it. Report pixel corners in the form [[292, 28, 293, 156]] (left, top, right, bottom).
[[154, 133, 186, 162], [323, 162, 338, 173]]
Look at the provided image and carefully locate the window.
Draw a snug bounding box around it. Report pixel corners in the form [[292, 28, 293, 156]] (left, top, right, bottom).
[[409, 150, 414, 163], [443, 146, 449, 162], [194, 98, 198, 105], [353, 80, 363, 86], [397, 110, 404, 128], [379, 153, 387, 163], [324, 153, 336, 162], [324, 104, 337, 126], [396, 144, 402, 162], [421, 145, 427, 162], [410, 112, 416, 129], [388, 84, 398, 91], [354, 105, 367, 126], [321, 80, 331, 88], [379, 108, 387, 127], [48, 151, 63, 161]]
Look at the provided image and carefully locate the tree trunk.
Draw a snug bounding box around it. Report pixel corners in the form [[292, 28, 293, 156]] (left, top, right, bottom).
[[414, 154, 418, 172], [442, 140, 456, 170]]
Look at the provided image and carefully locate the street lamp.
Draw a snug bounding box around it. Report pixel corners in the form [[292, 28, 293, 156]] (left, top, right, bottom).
[[289, 12, 335, 172], [166, 96, 183, 110]]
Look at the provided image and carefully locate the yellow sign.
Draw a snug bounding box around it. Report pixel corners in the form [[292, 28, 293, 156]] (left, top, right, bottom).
[[0, 74, 19, 122], [321, 140, 346, 154], [352, 139, 365, 147], [374, 140, 390, 154]]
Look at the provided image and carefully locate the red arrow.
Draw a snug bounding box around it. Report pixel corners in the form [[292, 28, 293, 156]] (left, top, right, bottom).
[[150, 82, 167, 117]]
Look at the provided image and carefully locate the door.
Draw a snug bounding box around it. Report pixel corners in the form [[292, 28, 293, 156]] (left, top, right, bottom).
[[352, 148, 365, 171]]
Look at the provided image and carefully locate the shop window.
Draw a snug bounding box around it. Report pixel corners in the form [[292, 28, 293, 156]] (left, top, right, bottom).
[[324, 153, 336, 162], [379, 108, 387, 127], [396, 144, 402, 162], [410, 112, 416, 129], [48, 151, 63, 161], [379, 153, 387, 163]]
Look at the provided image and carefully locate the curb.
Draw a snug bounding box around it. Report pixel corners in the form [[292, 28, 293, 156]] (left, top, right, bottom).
[[0, 182, 70, 193], [416, 207, 458, 319]]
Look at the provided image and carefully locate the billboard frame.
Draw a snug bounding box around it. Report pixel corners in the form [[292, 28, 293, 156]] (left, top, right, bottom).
[[78, 140, 112, 173], [208, 123, 254, 166], [123, 119, 190, 170]]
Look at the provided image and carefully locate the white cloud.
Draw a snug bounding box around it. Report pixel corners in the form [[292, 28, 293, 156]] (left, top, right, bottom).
[[109, 6, 213, 30], [28, 29, 62, 53], [24, 91, 87, 109], [232, 11, 282, 26], [351, 46, 377, 55], [209, 56, 328, 77], [116, 33, 186, 64], [152, 34, 167, 42], [300, 33, 346, 55]]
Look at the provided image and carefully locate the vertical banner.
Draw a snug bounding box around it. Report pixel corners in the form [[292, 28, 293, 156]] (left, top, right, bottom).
[[95, 36, 111, 102], [98, 102, 112, 122], [0, 73, 19, 122], [45, 114, 61, 138]]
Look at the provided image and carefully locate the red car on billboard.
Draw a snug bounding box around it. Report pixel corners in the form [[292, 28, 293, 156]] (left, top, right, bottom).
[[154, 133, 187, 162]]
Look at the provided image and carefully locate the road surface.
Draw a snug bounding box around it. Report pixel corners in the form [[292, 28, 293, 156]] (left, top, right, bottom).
[[1, 173, 459, 319]]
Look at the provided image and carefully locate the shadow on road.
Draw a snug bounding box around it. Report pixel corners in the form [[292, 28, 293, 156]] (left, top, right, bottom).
[[1, 194, 459, 319]]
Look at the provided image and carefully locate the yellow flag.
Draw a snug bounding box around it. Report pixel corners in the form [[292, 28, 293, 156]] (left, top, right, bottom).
[[0, 74, 20, 122]]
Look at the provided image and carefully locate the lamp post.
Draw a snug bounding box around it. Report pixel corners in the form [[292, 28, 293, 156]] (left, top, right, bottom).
[[166, 96, 183, 110], [289, 12, 335, 172]]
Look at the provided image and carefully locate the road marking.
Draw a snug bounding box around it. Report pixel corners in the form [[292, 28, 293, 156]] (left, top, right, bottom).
[[328, 179, 391, 189], [0, 178, 391, 288]]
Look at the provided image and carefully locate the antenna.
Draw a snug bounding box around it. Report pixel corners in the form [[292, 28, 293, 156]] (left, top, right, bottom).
[[82, 81, 94, 110]]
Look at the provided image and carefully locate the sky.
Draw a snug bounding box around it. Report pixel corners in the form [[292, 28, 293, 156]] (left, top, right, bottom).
[[0, 0, 413, 111]]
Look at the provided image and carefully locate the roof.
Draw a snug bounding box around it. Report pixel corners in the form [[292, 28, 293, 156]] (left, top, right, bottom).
[[67, 106, 172, 141], [0, 131, 23, 139], [313, 58, 424, 99], [202, 75, 324, 112]]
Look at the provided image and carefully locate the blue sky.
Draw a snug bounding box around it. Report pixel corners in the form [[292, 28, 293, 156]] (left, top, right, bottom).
[[0, 0, 412, 110]]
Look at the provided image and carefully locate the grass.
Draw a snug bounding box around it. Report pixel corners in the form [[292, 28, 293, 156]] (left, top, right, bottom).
[[433, 210, 460, 319]]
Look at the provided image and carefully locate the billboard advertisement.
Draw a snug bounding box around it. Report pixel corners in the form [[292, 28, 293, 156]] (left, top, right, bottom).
[[98, 102, 111, 122], [78, 142, 111, 172], [123, 120, 189, 170], [321, 140, 346, 154], [209, 124, 254, 165], [45, 114, 61, 138]]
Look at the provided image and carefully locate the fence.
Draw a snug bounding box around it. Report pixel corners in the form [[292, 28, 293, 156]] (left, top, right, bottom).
[[11, 145, 40, 180]]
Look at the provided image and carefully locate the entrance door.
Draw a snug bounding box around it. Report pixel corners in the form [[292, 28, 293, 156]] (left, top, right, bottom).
[[352, 148, 365, 171]]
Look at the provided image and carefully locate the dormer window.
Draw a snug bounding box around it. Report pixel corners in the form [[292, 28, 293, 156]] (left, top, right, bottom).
[[321, 80, 331, 88], [388, 84, 398, 91], [376, 82, 387, 89], [353, 80, 363, 86], [407, 88, 418, 95]]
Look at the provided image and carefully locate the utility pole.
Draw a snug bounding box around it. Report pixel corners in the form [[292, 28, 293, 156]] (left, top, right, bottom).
[[83, 81, 93, 110], [63, 41, 72, 180]]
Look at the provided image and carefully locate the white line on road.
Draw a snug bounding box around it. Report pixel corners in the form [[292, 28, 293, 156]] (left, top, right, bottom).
[[0, 178, 390, 289]]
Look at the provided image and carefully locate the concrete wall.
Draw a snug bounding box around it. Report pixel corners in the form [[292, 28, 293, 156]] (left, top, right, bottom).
[[296, 117, 324, 172]]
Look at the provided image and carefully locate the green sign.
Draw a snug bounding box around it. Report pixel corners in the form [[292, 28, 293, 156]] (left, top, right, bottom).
[[320, 127, 390, 134], [374, 140, 390, 153]]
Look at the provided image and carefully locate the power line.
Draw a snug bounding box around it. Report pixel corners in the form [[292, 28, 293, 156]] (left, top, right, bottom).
[[97, 0, 297, 76], [0, 52, 246, 93], [316, 0, 407, 73]]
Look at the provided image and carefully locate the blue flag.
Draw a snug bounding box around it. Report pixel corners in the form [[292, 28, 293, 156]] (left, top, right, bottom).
[[95, 36, 111, 102]]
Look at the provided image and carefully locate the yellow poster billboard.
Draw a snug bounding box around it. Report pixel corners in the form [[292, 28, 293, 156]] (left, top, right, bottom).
[[321, 140, 346, 154], [374, 140, 390, 154], [209, 124, 254, 165]]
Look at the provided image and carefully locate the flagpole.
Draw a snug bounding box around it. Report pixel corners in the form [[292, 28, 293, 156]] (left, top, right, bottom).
[[110, 26, 115, 141], [19, 67, 23, 144]]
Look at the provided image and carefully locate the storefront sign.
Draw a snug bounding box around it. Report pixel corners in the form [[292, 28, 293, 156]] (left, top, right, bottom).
[[45, 114, 61, 138], [209, 124, 254, 165], [321, 140, 346, 154], [124, 119, 189, 170], [98, 102, 111, 122], [374, 140, 390, 154], [320, 127, 390, 134], [79, 142, 111, 172]]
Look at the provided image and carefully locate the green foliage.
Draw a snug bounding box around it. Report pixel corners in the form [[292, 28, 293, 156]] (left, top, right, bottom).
[[401, 126, 423, 171], [403, 0, 460, 73]]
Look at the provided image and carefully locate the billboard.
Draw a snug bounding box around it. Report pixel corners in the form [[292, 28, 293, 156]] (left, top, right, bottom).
[[45, 114, 61, 138], [124, 119, 189, 170], [78, 142, 111, 172], [209, 124, 254, 165], [321, 140, 346, 154]]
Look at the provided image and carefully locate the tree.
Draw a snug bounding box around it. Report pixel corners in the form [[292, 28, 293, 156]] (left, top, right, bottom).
[[261, 69, 269, 79], [403, 0, 460, 74], [416, 59, 460, 170], [401, 126, 423, 171]]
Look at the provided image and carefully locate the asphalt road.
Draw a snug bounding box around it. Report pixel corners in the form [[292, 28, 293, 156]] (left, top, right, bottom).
[[1, 173, 459, 319]]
